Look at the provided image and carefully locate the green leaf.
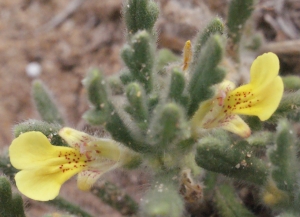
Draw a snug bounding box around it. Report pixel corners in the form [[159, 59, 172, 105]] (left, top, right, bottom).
[[188, 34, 225, 116], [125, 82, 148, 131], [282, 75, 300, 91], [0, 176, 26, 217], [46, 197, 92, 217], [216, 184, 256, 217], [196, 137, 268, 185], [269, 120, 299, 194], [140, 177, 184, 217], [121, 30, 155, 93], [82, 69, 109, 110], [91, 182, 138, 215], [227, 0, 254, 45], [32, 80, 64, 124], [192, 17, 224, 66], [268, 91, 300, 123], [147, 103, 189, 151], [124, 0, 159, 35], [13, 119, 67, 146]]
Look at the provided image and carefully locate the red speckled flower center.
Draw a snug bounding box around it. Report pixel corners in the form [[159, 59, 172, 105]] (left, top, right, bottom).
[[57, 150, 89, 173]]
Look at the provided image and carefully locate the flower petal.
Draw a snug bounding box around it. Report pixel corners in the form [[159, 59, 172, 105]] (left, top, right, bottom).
[[227, 76, 283, 120], [15, 165, 79, 201], [88, 140, 121, 162], [59, 127, 96, 149], [77, 144, 122, 191], [250, 52, 279, 88], [220, 115, 251, 138], [9, 131, 75, 170], [77, 170, 103, 191], [78, 158, 120, 191], [224, 53, 283, 121], [10, 131, 90, 200], [191, 99, 217, 136], [252, 76, 283, 120], [191, 80, 235, 136]]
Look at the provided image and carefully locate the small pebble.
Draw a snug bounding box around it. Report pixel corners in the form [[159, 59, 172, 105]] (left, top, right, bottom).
[[26, 62, 42, 78]]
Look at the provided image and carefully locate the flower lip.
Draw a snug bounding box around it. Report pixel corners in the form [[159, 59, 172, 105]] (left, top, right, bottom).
[[9, 128, 125, 201], [9, 131, 84, 201], [225, 52, 283, 121]]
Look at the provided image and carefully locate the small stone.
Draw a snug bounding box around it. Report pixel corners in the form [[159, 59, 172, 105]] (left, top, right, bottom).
[[240, 160, 247, 167], [26, 62, 42, 78]]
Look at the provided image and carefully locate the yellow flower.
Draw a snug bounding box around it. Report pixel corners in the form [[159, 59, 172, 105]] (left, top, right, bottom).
[[191, 52, 284, 138], [9, 127, 127, 201]]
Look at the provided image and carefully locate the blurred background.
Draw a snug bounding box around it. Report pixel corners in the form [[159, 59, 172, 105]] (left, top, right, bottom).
[[0, 0, 299, 216]]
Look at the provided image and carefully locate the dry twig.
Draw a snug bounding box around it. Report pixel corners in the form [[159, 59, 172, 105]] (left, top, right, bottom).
[[39, 0, 85, 32], [260, 40, 300, 55]]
